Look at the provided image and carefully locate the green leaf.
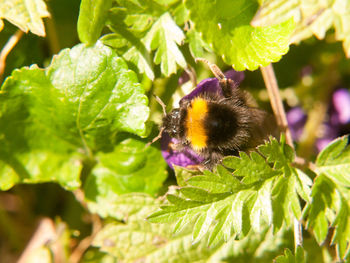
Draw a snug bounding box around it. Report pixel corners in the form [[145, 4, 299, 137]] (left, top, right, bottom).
[[148, 168, 272, 246], [252, 0, 350, 58], [115, 0, 167, 17], [186, 28, 212, 58], [307, 136, 350, 258], [77, 0, 113, 45], [0, 0, 50, 36], [331, 196, 350, 259], [274, 247, 305, 263], [85, 137, 167, 200], [316, 136, 350, 187], [154, 0, 180, 5], [184, 166, 241, 193], [172, 2, 189, 25], [95, 221, 275, 263], [2, 42, 149, 147], [124, 13, 156, 33], [102, 6, 156, 80], [305, 173, 350, 259], [143, 12, 186, 76], [94, 195, 290, 263], [101, 32, 155, 80], [0, 42, 149, 190], [148, 138, 311, 246], [47, 42, 149, 139], [0, 151, 81, 191], [248, 179, 274, 232], [174, 165, 202, 187], [258, 136, 295, 176], [102, 3, 188, 78], [223, 151, 281, 184], [275, 248, 295, 263], [92, 194, 175, 262], [305, 175, 336, 244], [84, 139, 167, 218], [91, 194, 197, 262], [294, 169, 312, 203], [94, 221, 172, 262], [185, 0, 294, 70], [82, 250, 117, 263], [271, 168, 309, 231], [86, 192, 161, 221]]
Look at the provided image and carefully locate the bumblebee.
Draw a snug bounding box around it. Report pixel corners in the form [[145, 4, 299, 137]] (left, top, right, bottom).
[[155, 60, 277, 168]]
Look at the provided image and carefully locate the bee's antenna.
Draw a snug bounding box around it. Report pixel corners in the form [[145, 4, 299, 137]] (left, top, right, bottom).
[[153, 94, 167, 116], [146, 95, 167, 147], [146, 126, 165, 147], [195, 58, 226, 81]]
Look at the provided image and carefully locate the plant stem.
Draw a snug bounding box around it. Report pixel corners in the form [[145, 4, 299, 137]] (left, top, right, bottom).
[[17, 218, 65, 263], [260, 64, 303, 250], [69, 213, 102, 263], [70, 189, 102, 262], [0, 29, 24, 83], [260, 64, 293, 146]]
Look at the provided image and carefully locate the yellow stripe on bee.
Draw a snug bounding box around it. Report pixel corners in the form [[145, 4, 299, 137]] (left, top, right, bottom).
[[185, 98, 208, 151]]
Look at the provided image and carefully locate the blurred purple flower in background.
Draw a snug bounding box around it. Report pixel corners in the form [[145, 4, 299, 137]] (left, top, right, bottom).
[[287, 88, 350, 152], [331, 88, 350, 125], [161, 69, 244, 169], [286, 107, 307, 141]]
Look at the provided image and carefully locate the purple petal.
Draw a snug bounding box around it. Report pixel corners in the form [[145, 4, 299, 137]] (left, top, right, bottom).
[[287, 107, 307, 141], [160, 132, 204, 169], [181, 78, 220, 101], [331, 88, 350, 125], [224, 69, 245, 84], [181, 69, 244, 102]]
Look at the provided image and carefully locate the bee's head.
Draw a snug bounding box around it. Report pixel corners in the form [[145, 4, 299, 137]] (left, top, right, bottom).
[[147, 96, 183, 147], [162, 108, 181, 138]]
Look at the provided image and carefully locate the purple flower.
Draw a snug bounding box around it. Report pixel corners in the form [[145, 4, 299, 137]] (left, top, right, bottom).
[[331, 88, 350, 125], [161, 69, 244, 169], [287, 88, 350, 152], [181, 69, 244, 102], [161, 133, 204, 169], [287, 107, 307, 141]]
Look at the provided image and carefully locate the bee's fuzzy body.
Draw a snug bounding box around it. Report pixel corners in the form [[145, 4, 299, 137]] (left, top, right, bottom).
[[162, 76, 277, 168]]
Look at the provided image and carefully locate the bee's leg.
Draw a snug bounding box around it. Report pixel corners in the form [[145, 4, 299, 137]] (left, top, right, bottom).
[[203, 151, 224, 170], [195, 58, 225, 80], [219, 78, 238, 98], [195, 58, 238, 99], [185, 164, 205, 171], [168, 141, 184, 152]]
